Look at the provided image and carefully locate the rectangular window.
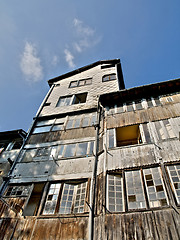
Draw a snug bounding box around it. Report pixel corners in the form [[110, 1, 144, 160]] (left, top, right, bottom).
[[143, 167, 168, 207], [4, 185, 31, 197], [125, 170, 146, 210], [116, 125, 142, 147], [43, 180, 88, 215], [56, 95, 72, 107], [69, 78, 92, 88], [58, 141, 94, 158], [73, 93, 87, 104], [33, 118, 65, 134], [126, 102, 134, 112], [146, 98, 154, 108], [66, 113, 96, 130], [107, 166, 169, 213], [107, 174, 124, 212], [108, 129, 115, 148], [167, 165, 180, 205]]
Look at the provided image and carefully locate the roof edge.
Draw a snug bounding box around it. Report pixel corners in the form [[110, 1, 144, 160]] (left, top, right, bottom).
[[48, 59, 120, 86]]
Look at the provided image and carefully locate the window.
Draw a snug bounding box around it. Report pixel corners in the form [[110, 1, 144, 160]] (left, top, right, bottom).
[[57, 141, 94, 159], [56, 93, 87, 107], [43, 180, 88, 215], [33, 118, 65, 134], [23, 183, 45, 216], [22, 146, 58, 162], [125, 170, 146, 210], [107, 166, 169, 213], [107, 174, 124, 212], [56, 95, 72, 107], [73, 93, 87, 104], [143, 167, 168, 207], [69, 78, 92, 88], [4, 185, 31, 197], [116, 125, 142, 147], [154, 120, 176, 140], [102, 74, 116, 82], [66, 113, 97, 130], [166, 165, 180, 205]]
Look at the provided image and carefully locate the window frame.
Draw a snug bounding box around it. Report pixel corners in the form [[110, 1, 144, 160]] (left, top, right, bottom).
[[69, 78, 92, 88], [106, 166, 170, 213], [102, 73, 116, 82], [42, 179, 89, 215]]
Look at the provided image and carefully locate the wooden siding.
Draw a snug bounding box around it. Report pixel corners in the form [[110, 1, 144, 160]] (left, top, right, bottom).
[[27, 126, 96, 144], [94, 209, 180, 240], [106, 103, 180, 129]]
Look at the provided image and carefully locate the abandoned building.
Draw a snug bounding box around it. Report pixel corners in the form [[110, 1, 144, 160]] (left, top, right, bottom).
[[0, 59, 180, 239], [0, 129, 26, 188]]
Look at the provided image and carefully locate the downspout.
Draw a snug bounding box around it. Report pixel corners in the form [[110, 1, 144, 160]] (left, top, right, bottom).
[[88, 100, 102, 240], [0, 84, 55, 196]]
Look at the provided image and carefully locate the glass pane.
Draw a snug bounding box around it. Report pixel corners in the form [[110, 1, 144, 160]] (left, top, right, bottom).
[[63, 144, 76, 158], [43, 183, 61, 215], [58, 145, 64, 158], [155, 122, 166, 140], [64, 96, 72, 106], [36, 119, 54, 127], [154, 97, 161, 106], [90, 113, 96, 126], [167, 165, 180, 204], [143, 167, 168, 208], [70, 81, 78, 88], [33, 126, 51, 134], [126, 103, 134, 112], [89, 142, 94, 155], [143, 124, 151, 143], [56, 97, 66, 107], [125, 170, 146, 210], [74, 182, 87, 213], [52, 124, 63, 131], [135, 101, 143, 110], [22, 149, 36, 162], [107, 175, 124, 212], [74, 118, 81, 128], [108, 129, 114, 148], [147, 99, 153, 108], [82, 117, 90, 127], [85, 79, 92, 85], [76, 142, 88, 156], [5, 185, 31, 197], [66, 119, 74, 129], [163, 120, 176, 138], [59, 184, 74, 214], [79, 80, 85, 86]]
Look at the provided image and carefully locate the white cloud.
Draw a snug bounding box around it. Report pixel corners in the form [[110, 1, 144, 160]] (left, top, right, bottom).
[[73, 18, 101, 53], [64, 49, 75, 68], [73, 18, 95, 36], [52, 55, 59, 66], [20, 42, 43, 82]]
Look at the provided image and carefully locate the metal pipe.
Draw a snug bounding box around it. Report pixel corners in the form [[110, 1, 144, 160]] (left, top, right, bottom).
[[88, 101, 101, 240], [0, 84, 55, 196]]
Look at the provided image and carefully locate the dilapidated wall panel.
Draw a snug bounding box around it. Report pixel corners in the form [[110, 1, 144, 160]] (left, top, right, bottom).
[[106, 144, 157, 171], [27, 127, 96, 144], [106, 103, 180, 129], [94, 209, 180, 240]]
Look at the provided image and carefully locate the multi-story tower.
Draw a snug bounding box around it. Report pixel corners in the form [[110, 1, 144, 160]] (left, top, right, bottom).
[[0, 59, 180, 239]]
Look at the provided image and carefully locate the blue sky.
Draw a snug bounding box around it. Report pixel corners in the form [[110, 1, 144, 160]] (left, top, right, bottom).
[[0, 0, 180, 132]]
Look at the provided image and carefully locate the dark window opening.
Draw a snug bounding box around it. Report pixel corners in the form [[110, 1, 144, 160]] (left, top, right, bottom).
[[116, 125, 142, 147], [73, 93, 87, 104], [23, 183, 45, 216]]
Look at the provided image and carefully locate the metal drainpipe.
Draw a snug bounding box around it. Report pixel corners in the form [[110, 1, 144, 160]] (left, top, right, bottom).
[[88, 100, 102, 240], [0, 84, 55, 196]]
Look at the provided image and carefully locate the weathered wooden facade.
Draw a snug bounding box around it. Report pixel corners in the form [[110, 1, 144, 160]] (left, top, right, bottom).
[[0, 59, 180, 239]]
